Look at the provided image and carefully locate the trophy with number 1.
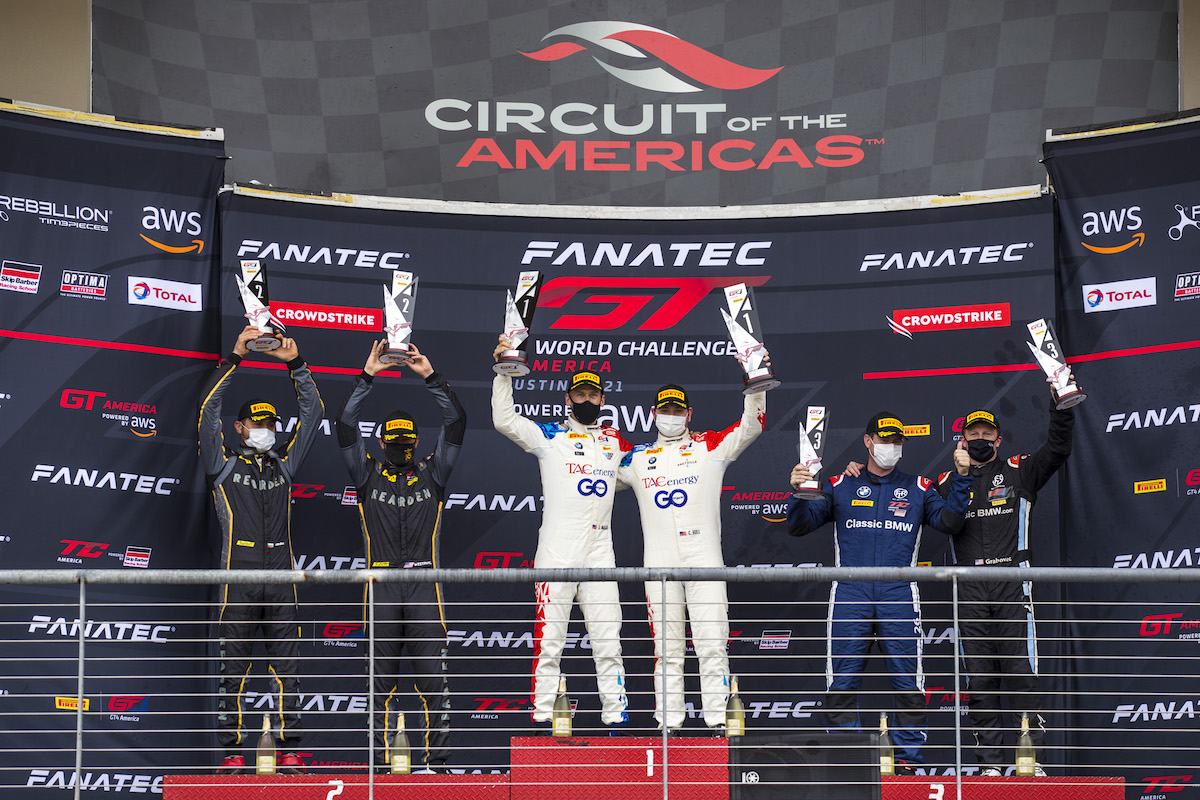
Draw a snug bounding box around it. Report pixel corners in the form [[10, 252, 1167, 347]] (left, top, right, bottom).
[[381, 270, 417, 365], [1026, 318, 1086, 409], [793, 406, 828, 499], [719, 283, 780, 394], [493, 271, 542, 377], [236, 260, 284, 352]]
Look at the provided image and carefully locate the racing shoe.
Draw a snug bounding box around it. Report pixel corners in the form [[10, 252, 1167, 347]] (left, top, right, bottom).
[[277, 752, 305, 775], [218, 755, 245, 775], [979, 767, 1003, 777]]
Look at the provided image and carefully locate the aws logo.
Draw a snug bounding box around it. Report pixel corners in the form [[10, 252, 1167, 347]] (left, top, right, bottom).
[[140, 206, 206, 255], [1080, 206, 1145, 254], [521, 22, 782, 93]]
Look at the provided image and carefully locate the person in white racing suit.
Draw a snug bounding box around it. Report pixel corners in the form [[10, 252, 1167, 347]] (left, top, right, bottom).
[[618, 382, 765, 733], [492, 337, 631, 728]]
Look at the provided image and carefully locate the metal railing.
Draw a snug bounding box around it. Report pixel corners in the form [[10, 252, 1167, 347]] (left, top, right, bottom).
[[1, 566, 1197, 799]]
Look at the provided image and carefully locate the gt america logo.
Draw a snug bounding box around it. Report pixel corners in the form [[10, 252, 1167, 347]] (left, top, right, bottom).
[[520, 22, 782, 93]]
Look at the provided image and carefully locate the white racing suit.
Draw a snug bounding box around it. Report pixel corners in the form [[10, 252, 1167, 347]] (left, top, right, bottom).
[[617, 392, 765, 729], [492, 375, 631, 725]]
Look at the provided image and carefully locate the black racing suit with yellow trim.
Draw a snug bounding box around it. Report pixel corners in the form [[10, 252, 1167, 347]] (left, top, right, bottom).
[[198, 352, 324, 754], [935, 403, 1073, 767], [336, 371, 465, 768]]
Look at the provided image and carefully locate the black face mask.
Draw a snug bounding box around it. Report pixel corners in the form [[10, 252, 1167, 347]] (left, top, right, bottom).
[[384, 443, 414, 466], [967, 438, 997, 462], [571, 400, 601, 426]]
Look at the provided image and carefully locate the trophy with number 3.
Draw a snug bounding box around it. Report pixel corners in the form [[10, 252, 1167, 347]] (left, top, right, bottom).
[[381, 270, 417, 365], [1026, 318, 1086, 409], [493, 271, 542, 377], [720, 283, 780, 394], [236, 260, 284, 352], [794, 406, 828, 500]]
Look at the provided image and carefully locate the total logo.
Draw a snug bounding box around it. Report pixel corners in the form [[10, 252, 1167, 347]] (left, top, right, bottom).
[[1079, 205, 1144, 254], [128, 275, 202, 312], [60, 388, 158, 437], [1112, 697, 1200, 724], [1082, 276, 1156, 314], [140, 205, 205, 255]]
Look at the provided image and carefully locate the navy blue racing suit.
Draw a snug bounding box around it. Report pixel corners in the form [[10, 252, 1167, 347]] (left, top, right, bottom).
[[787, 468, 970, 764]]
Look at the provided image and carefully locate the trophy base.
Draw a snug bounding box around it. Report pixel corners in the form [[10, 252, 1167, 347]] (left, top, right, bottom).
[[792, 485, 824, 501], [1055, 387, 1086, 410], [493, 350, 530, 377], [247, 334, 281, 352], [743, 368, 781, 395], [379, 345, 411, 365]]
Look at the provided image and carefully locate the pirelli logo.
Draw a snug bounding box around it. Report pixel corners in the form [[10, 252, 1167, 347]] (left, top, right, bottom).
[[55, 697, 89, 711], [851, 499, 873, 507], [903, 424, 930, 437], [1134, 479, 1166, 494], [386, 419, 414, 432], [250, 402, 275, 415]]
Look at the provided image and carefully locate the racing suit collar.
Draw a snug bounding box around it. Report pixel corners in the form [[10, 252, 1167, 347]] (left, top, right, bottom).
[[566, 416, 603, 435], [656, 431, 690, 446]]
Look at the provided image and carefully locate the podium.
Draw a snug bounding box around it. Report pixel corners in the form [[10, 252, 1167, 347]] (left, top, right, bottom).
[[882, 776, 1125, 799]]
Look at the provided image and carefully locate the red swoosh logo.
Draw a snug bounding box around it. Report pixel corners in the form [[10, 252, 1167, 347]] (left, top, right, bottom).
[[604, 30, 782, 90], [521, 42, 586, 61]]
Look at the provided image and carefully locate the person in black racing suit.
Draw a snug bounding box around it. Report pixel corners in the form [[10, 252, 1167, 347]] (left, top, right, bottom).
[[198, 325, 324, 774], [336, 340, 465, 772], [935, 389, 1074, 776]]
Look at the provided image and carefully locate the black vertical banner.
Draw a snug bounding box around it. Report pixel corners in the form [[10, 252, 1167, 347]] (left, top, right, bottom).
[[0, 105, 225, 792], [1043, 117, 1200, 790]]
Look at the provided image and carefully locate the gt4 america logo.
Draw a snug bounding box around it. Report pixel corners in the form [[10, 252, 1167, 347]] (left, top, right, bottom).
[[521, 22, 782, 93]]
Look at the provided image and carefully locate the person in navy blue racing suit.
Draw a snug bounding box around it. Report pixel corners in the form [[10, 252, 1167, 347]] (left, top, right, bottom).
[[786, 412, 971, 772]]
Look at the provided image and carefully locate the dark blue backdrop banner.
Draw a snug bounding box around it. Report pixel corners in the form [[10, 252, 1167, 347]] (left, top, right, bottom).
[[0, 105, 225, 793], [1043, 118, 1200, 790]]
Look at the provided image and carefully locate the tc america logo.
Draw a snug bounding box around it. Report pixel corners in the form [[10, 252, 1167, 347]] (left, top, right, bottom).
[[521, 22, 782, 93]]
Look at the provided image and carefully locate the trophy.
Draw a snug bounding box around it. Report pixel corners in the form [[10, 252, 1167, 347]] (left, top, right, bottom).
[[1026, 318, 1085, 409], [381, 270, 417, 365], [493, 271, 542, 377], [719, 283, 780, 394], [236, 260, 284, 352], [793, 406, 828, 500]]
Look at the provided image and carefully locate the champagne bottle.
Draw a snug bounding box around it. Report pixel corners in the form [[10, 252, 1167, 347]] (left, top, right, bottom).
[[391, 711, 411, 775], [1016, 713, 1036, 777], [878, 712, 894, 777], [255, 714, 276, 775], [552, 678, 571, 737], [725, 676, 745, 737]]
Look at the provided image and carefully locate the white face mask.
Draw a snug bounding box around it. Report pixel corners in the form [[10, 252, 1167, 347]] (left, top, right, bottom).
[[244, 427, 276, 453], [872, 442, 903, 470], [655, 413, 688, 438]]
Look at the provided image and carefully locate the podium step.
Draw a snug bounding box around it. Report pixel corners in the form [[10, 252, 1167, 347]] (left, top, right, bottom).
[[881, 776, 1125, 800], [163, 773, 509, 800], [510, 736, 729, 800]]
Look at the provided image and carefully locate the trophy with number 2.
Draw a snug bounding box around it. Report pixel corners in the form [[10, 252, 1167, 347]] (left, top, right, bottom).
[[381, 270, 417, 365], [236, 260, 284, 352]]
